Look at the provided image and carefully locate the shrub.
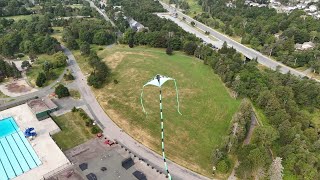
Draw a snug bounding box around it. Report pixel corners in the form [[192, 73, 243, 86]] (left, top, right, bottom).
[[216, 159, 231, 173], [166, 46, 173, 55], [91, 125, 101, 134], [71, 106, 77, 112], [114, 79, 119, 84], [55, 84, 70, 98]]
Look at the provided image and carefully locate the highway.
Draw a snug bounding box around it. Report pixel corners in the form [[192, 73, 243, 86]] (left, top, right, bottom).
[[159, 1, 320, 82]]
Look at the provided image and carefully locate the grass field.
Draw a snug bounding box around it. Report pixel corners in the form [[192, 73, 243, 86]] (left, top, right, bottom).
[[26, 54, 65, 87], [52, 111, 95, 151], [1, 14, 41, 21], [51, 27, 64, 44], [70, 89, 81, 99], [76, 45, 241, 176], [0, 91, 8, 98]]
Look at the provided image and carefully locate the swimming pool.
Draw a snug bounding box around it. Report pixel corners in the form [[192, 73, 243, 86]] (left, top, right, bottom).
[[0, 117, 41, 180]]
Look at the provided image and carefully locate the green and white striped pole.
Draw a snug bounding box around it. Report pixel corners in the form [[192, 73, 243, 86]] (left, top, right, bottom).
[[159, 86, 172, 180], [140, 74, 182, 180]]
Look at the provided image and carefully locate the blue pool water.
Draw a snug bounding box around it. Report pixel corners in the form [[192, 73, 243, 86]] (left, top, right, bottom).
[[0, 117, 41, 180]]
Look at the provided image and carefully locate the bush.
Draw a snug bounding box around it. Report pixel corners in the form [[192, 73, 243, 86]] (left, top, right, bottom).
[[71, 106, 77, 112], [216, 159, 231, 173], [166, 46, 173, 55], [64, 73, 74, 81], [114, 79, 119, 84], [55, 84, 70, 98], [85, 120, 92, 127], [91, 125, 101, 134]]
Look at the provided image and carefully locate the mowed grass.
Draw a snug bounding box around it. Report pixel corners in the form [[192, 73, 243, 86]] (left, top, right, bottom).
[[52, 111, 94, 151], [1, 14, 42, 21], [26, 54, 65, 87], [77, 45, 240, 176]]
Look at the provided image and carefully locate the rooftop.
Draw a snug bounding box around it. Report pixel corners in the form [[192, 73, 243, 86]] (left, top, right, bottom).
[[27, 97, 57, 114]]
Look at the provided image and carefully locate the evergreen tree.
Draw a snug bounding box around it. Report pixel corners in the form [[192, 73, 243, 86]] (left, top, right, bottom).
[[36, 72, 46, 87]]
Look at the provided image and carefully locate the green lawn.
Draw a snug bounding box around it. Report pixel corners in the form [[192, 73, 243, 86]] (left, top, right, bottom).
[[70, 89, 81, 99], [52, 111, 95, 151], [1, 14, 41, 21], [26, 54, 65, 87], [76, 45, 240, 176]]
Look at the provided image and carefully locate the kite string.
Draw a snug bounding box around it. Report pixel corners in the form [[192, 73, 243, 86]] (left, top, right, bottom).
[[140, 86, 148, 115], [174, 79, 182, 115]]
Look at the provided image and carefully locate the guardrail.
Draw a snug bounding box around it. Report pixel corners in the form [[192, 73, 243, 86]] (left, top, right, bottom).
[[114, 139, 176, 179]]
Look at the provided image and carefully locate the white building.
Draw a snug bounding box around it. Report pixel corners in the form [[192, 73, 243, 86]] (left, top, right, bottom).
[[295, 42, 315, 51]]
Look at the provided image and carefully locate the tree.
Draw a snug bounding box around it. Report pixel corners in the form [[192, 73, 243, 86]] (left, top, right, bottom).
[[166, 45, 173, 55], [80, 42, 91, 56], [252, 126, 279, 148], [55, 84, 70, 98], [21, 60, 31, 70], [268, 157, 284, 180], [36, 72, 46, 87], [191, 21, 196, 27], [183, 41, 197, 55], [53, 52, 67, 68]]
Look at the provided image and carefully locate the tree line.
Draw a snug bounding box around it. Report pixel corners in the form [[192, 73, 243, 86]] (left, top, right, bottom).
[[62, 18, 116, 50], [0, 59, 21, 82], [107, 0, 200, 50]]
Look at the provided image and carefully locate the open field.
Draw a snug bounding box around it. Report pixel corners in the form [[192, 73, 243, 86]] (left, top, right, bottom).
[[26, 54, 65, 86], [52, 111, 95, 151], [1, 14, 42, 21], [76, 45, 241, 176]]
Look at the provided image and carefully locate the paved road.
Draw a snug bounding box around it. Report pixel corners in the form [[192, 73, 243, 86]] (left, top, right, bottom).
[[62, 46, 210, 180], [85, 0, 116, 27], [159, 1, 320, 82], [0, 69, 66, 102]]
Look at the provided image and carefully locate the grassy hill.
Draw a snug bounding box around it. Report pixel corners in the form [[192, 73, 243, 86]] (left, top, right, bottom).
[[76, 45, 241, 176]]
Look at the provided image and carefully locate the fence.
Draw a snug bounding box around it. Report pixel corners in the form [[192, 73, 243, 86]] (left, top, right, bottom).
[[41, 162, 73, 180]]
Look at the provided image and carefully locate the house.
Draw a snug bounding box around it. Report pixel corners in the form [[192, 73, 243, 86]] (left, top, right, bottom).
[[295, 41, 315, 51], [128, 18, 146, 32]]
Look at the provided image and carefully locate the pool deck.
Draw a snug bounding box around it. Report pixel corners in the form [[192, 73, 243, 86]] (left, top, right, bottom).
[[0, 104, 70, 180]]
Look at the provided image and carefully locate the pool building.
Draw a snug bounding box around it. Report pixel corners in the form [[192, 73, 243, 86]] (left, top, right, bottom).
[[0, 103, 70, 180], [0, 117, 41, 179]]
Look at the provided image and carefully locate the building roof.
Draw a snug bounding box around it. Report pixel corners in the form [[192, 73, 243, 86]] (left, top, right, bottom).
[[27, 97, 57, 114], [295, 41, 315, 50]]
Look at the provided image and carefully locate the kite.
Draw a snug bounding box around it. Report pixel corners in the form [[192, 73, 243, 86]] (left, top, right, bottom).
[[140, 74, 182, 180]]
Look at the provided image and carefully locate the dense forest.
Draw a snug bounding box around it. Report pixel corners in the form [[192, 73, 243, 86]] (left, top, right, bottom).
[[193, 0, 320, 72], [191, 42, 320, 179], [0, 17, 60, 57], [0, 0, 31, 16]]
